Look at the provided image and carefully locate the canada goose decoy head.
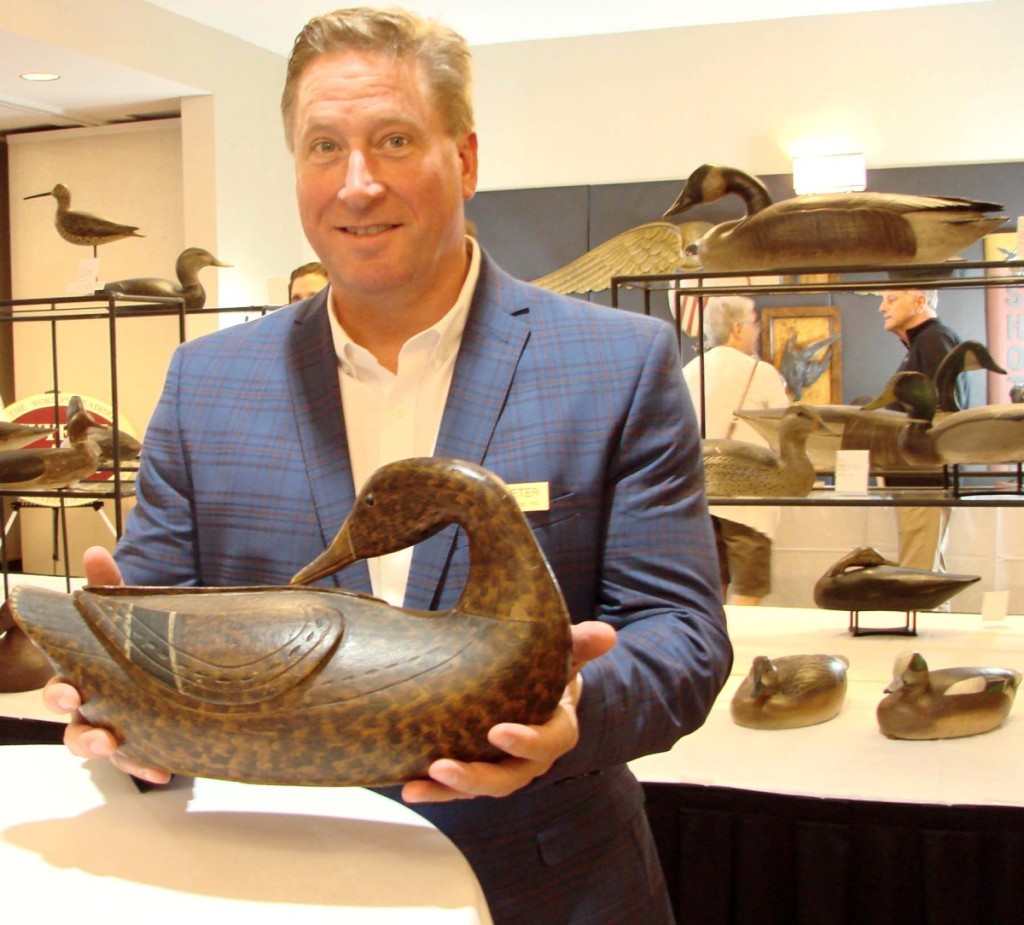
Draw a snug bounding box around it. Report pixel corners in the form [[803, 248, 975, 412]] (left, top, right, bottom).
[[663, 164, 773, 220], [933, 340, 1006, 412]]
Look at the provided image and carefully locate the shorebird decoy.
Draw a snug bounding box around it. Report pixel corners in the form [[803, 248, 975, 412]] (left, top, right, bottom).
[[0, 420, 54, 452], [24, 183, 144, 251], [702, 404, 827, 497], [663, 164, 1006, 272], [101, 247, 232, 310], [0, 406, 100, 490], [780, 330, 841, 400], [730, 654, 849, 730], [877, 651, 1021, 740], [8, 457, 573, 786], [530, 221, 711, 294]]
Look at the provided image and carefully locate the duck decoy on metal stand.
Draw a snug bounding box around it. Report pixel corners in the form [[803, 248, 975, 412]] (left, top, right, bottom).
[[877, 651, 1021, 739], [0, 406, 101, 491], [7, 457, 573, 786], [663, 163, 1006, 272], [100, 247, 232, 310], [730, 654, 849, 729], [24, 183, 144, 255], [0, 420, 55, 452], [64, 395, 141, 467], [813, 547, 980, 636]]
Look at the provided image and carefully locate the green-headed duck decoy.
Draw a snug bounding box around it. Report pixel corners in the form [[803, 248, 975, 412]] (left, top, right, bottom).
[[101, 247, 232, 310], [779, 330, 841, 400], [64, 395, 141, 466], [814, 547, 980, 614], [731, 654, 849, 730], [0, 407, 100, 491], [877, 651, 1021, 740], [0, 600, 52, 693], [530, 220, 711, 294], [702, 404, 826, 497], [24, 183, 144, 249], [663, 164, 1006, 272], [0, 420, 54, 452], [7, 458, 573, 786]]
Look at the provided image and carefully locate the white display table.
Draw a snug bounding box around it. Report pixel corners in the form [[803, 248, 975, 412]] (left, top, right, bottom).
[[0, 746, 492, 925]]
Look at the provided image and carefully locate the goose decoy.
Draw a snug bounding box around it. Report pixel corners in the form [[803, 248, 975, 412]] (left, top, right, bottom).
[[931, 340, 1006, 413], [65, 395, 141, 466], [0, 407, 100, 491], [730, 654, 849, 730], [24, 184, 144, 250], [814, 547, 979, 638], [0, 601, 52, 694], [530, 221, 711, 294], [702, 404, 826, 497], [877, 651, 1021, 740], [663, 164, 1006, 272], [0, 420, 55, 452], [779, 330, 841, 400], [7, 457, 573, 787], [101, 247, 232, 310]]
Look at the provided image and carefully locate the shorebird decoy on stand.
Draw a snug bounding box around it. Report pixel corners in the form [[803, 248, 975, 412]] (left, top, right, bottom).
[[101, 247, 232, 310], [24, 183, 144, 255]]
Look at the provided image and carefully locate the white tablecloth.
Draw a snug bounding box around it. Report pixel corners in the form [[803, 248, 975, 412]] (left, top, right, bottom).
[[631, 605, 1024, 808], [0, 746, 492, 924]]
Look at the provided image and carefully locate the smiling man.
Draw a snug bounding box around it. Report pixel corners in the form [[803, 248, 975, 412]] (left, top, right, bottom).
[[44, 9, 730, 924]]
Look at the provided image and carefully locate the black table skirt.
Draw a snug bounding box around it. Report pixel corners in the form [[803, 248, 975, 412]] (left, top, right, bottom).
[[642, 781, 1024, 925]]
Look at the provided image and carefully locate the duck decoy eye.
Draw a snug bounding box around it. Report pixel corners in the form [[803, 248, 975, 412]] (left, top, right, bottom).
[[363, 493, 376, 507]]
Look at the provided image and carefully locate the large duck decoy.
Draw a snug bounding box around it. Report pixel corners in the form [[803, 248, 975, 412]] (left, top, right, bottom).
[[0, 407, 100, 491], [877, 651, 1021, 740], [101, 247, 232, 310], [779, 330, 841, 400], [65, 395, 141, 467], [730, 653, 849, 730], [814, 547, 980, 614], [663, 164, 1006, 272], [530, 221, 711, 294], [7, 458, 573, 787], [24, 183, 144, 249], [0, 420, 55, 452], [702, 404, 826, 497]]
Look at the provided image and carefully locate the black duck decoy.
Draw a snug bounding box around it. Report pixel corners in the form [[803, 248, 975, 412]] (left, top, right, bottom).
[[730, 654, 849, 730], [702, 404, 827, 497], [813, 547, 980, 613], [24, 183, 144, 249], [530, 220, 711, 294], [0, 407, 100, 491], [779, 330, 841, 400], [101, 247, 232, 310], [877, 651, 1021, 740], [663, 164, 1006, 272], [7, 457, 573, 787], [0, 420, 54, 452], [65, 395, 141, 466]]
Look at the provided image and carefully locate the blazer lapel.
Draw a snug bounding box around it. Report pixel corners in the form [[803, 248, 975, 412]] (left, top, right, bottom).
[[285, 294, 372, 594], [404, 257, 532, 610]]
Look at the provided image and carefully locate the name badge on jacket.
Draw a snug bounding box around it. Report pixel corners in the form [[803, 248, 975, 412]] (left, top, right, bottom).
[[506, 482, 550, 512]]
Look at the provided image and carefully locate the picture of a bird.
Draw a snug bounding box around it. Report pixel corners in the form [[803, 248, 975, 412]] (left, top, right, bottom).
[[24, 183, 144, 251], [101, 247, 232, 310], [663, 163, 1006, 272], [530, 220, 711, 294], [779, 330, 841, 400], [8, 458, 573, 787]]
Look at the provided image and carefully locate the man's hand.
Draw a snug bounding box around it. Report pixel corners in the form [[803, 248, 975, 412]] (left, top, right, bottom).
[[41, 546, 173, 786], [401, 620, 616, 803]]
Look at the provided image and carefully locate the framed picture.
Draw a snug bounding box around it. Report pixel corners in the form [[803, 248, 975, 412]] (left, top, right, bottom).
[[760, 306, 842, 404]]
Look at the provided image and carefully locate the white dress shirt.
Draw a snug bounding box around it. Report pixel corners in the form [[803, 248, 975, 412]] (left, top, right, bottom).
[[327, 237, 482, 606]]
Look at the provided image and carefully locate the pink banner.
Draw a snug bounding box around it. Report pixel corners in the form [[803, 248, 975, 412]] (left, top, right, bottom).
[[983, 233, 1024, 404]]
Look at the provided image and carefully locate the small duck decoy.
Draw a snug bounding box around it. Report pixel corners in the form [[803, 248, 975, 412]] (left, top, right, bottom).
[[779, 330, 841, 400], [877, 651, 1021, 740], [814, 547, 980, 636], [0, 420, 55, 452], [702, 404, 826, 497], [65, 395, 141, 466], [730, 654, 849, 730], [101, 247, 232, 310], [663, 164, 1006, 272], [0, 601, 51, 694], [1010, 382, 1024, 404], [530, 220, 711, 294], [7, 458, 573, 787], [24, 183, 144, 249], [0, 407, 100, 491]]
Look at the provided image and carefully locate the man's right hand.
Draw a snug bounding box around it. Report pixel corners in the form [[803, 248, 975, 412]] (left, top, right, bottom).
[[41, 545, 173, 786]]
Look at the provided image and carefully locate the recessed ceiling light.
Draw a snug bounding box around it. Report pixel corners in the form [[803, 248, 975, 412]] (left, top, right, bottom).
[[20, 72, 61, 82]]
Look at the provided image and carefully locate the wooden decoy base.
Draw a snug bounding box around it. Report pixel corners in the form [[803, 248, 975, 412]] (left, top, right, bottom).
[[848, 609, 918, 637]]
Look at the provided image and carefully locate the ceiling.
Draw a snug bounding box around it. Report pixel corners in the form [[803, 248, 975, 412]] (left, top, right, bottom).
[[0, 0, 990, 135]]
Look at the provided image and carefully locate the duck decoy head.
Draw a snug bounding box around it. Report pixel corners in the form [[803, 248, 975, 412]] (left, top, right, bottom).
[[663, 165, 719, 219], [885, 650, 929, 694], [825, 546, 896, 577], [176, 246, 232, 277], [862, 372, 936, 422], [749, 655, 780, 696]]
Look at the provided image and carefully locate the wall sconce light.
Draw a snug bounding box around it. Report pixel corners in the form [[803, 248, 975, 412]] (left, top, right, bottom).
[[792, 152, 866, 195]]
